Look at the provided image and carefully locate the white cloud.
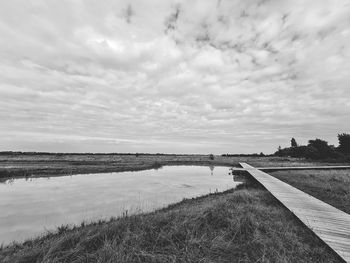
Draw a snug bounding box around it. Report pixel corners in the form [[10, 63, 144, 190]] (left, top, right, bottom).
[[0, 0, 350, 153]]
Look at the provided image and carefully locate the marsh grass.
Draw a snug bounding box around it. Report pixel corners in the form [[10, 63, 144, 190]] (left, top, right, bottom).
[[270, 169, 350, 214], [3, 153, 347, 180], [0, 186, 341, 263]]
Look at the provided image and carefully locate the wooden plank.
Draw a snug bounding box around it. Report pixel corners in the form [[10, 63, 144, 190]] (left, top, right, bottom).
[[240, 163, 350, 263], [258, 166, 350, 172], [231, 166, 350, 172]]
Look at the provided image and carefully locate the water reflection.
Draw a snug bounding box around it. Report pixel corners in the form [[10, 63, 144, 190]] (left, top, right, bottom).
[[0, 166, 239, 245], [209, 165, 214, 176]]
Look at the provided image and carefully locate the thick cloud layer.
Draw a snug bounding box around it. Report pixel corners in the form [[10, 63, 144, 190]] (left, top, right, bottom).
[[0, 0, 349, 153]]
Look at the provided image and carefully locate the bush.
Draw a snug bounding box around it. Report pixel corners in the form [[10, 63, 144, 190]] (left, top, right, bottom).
[[338, 133, 350, 155], [303, 146, 321, 159]]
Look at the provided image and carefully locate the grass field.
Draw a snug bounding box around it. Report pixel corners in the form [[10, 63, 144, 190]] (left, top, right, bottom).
[[0, 152, 346, 179], [270, 169, 350, 214], [0, 185, 342, 263]]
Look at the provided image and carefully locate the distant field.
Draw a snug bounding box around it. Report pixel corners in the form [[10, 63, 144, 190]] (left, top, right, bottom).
[[1, 153, 347, 179], [270, 169, 350, 214]]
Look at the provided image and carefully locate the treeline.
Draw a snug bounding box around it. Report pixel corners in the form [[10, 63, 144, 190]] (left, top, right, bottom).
[[275, 133, 350, 160], [221, 153, 266, 157], [0, 152, 201, 156]]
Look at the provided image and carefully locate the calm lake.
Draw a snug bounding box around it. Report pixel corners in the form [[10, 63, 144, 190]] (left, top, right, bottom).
[[0, 165, 239, 245]]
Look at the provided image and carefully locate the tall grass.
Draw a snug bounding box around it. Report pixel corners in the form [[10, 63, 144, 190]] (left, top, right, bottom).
[[270, 169, 350, 214]]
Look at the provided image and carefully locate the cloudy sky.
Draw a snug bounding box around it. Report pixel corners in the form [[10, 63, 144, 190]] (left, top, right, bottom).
[[0, 0, 350, 154]]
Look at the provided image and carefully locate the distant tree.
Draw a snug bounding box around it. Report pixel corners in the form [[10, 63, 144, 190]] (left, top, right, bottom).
[[291, 138, 298, 147], [308, 138, 329, 149], [303, 145, 320, 159], [307, 138, 335, 159], [274, 146, 283, 156], [338, 133, 350, 154], [275, 135, 347, 160]]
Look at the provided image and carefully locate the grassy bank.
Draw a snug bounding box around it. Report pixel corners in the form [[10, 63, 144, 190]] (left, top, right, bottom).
[[0, 153, 233, 179], [1, 152, 348, 179], [270, 169, 350, 214], [0, 185, 341, 263]]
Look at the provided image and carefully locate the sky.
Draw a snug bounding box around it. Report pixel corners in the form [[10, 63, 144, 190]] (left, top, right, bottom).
[[0, 0, 350, 154]]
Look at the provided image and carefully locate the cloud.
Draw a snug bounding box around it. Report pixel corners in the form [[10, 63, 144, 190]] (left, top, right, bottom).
[[0, 0, 350, 153]]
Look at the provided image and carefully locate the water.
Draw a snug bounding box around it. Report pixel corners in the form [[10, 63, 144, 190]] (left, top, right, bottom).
[[0, 165, 239, 245]]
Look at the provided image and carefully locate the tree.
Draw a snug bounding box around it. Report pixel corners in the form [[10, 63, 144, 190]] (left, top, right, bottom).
[[303, 145, 320, 159], [274, 146, 283, 156], [307, 138, 335, 159], [308, 138, 329, 149], [291, 138, 298, 147], [338, 133, 350, 154]]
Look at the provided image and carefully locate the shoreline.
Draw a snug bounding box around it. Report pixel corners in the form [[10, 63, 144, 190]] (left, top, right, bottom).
[[1, 188, 236, 248], [0, 184, 342, 262], [1, 153, 349, 180]]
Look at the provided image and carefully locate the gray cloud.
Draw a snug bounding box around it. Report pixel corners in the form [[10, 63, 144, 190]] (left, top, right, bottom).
[[0, 0, 350, 153]]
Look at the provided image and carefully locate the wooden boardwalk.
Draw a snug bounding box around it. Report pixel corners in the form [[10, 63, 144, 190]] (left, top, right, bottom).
[[231, 165, 350, 172], [240, 163, 350, 263], [257, 165, 350, 172]]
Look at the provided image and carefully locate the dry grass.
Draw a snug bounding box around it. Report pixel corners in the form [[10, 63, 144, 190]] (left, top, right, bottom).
[[270, 169, 350, 214], [0, 185, 341, 263], [1, 153, 347, 179]]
